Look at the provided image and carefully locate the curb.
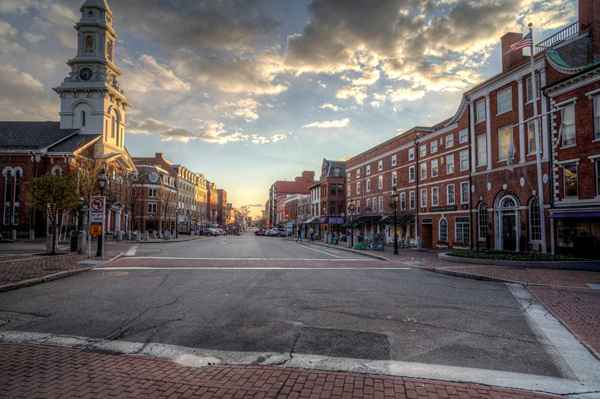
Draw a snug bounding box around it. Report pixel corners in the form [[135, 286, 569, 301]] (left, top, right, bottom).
[[129, 236, 210, 245], [0, 268, 92, 293], [439, 252, 600, 271], [298, 241, 390, 261]]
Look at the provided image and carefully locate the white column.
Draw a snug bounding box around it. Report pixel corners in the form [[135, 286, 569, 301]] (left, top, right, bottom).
[[485, 94, 492, 171], [518, 79, 526, 163], [469, 101, 476, 171], [115, 209, 121, 232]]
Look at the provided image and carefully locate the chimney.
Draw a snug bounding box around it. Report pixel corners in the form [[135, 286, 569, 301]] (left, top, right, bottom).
[[302, 171, 315, 182], [501, 32, 526, 72], [579, 0, 600, 60]]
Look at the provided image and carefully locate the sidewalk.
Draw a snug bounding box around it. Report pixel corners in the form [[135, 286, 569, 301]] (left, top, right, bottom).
[[0, 343, 563, 399]]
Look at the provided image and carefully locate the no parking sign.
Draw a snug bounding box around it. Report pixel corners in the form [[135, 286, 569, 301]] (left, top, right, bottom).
[[90, 196, 105, 225]]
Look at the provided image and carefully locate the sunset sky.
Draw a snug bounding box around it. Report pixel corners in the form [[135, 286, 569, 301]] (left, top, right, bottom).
[[0, 0, 577, 216]]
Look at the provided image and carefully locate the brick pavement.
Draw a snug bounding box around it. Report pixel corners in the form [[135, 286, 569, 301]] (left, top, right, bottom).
[[0, 343, 563, 399], [529, 287, 600, 358], [0, 253, 85, 287]]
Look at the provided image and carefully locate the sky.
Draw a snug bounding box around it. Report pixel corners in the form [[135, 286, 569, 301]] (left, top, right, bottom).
[[0, 0, 577, 217]]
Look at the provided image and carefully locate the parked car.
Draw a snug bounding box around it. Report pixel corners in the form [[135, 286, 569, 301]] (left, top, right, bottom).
[[255, 229, 266, 236]]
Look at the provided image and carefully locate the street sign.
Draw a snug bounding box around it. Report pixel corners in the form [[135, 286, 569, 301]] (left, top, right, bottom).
[[90, 196, 106, 225], [90, 224, 103, 237]]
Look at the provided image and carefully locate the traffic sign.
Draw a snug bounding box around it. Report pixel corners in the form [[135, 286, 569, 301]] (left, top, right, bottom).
[[90, 196, 105, 225]]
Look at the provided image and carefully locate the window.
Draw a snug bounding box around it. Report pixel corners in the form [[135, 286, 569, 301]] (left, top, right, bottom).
[[563, 163, 578, 198], [3, 168, 21, 226], [356, 181, 361, 195], [596, 160, 600, 197], [430, 141, 438, 154], [527, 120, 539, 155], [447, 184, 455, 206], [366, 198, 372, 210], [439, 219, 448, 242], [478, 204, 488, 241], [431, 187, 439, 207], [455, 218, 470, 245], [445, 134, 454, 148], [148, 203, 157, 214], [84, 34, 95, 53], [391, 154, 397, 167], [366, 179, 371, 193], [392, 171, 398, 188], [497, 87, 512, 114], [409, 191, 416, 209], [459, 129, 469, 144], [460, 182, 470, 204], [81, 110, 86, 127], [420, 162, 427, 180], [356, 168, 361, 178], [594, 95, 600, 140], [378, 160, 383, 171], [420, 189, 427, 208], [419, 145, 427, 158], [561, 103, 576, 146], [431, 159, 439, 177], [459, 150, 469, 171], [366, 165, 371, 175], [149, 188, 157, 198], [400, 192, 406, 210], [408, 147, 415, 161], [446, 154, 455, 174], [475, 98, 486, 124], [477, 134, 487, 167], [409, 166, 416, 182], [378, 196, 384, 212], [529, 197, 541, 241], [498, 126, 513, 162], [377, 175, 383, 190]]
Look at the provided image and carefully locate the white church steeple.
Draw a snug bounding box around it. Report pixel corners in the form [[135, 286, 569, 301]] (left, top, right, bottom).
[[54, 0, 127, 150]]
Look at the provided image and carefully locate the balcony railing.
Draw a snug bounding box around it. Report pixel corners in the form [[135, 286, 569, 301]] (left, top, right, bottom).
[[534, 22, 580, 54]]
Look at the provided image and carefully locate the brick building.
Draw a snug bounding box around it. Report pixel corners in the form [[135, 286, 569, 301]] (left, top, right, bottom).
[[267, 171, 315, 228], [345, 0, 600, 253], [206, 182, 218, 225], [318, 159, 346, 240], [131, 163, 177, 234], [217, 189, 227, 226]]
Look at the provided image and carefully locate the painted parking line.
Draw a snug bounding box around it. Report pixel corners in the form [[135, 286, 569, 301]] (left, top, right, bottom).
[[94, 267, 413, 271]]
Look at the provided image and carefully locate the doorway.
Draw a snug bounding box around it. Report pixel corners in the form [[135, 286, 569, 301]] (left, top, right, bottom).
[[497, 196, 519, 252]]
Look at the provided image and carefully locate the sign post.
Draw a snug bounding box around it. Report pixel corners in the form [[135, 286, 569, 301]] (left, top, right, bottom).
[[90, 196, 106, 257]]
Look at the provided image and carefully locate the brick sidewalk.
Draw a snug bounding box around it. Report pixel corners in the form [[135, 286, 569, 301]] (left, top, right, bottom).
[[0, 343, 563, 399], [0, 253, 86, 288], [530, 287, 600, 358]]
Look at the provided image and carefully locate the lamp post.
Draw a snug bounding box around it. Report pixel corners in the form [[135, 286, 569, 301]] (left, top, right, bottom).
[[96, 170, 108, 258], [348, 203, 356, 249], [391, 188, 399, 255]]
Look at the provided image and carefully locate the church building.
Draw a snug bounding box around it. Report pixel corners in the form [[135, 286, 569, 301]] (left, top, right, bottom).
[[0, 0, 136, 239]]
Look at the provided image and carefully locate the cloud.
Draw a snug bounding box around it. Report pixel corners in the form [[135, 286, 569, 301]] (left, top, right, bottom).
[[0, 64, 56, 120], [0, 21, 24, 53], [216, 98, 260, 122], [303, 118, 350, 129], [129, 118, 288, 145], [320, 103, 342, 111], [122, 54, 191, 94]]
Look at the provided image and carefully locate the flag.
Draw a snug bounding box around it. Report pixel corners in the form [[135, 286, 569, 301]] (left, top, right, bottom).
[[506, 32, 533, 54]]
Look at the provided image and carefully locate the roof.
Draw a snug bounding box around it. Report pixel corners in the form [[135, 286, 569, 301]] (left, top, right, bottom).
[[48, 134, 100, 153], [0, 122, 78, 151]]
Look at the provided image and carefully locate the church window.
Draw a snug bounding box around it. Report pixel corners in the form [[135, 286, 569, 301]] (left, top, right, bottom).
[[84, 35, 95, 54]]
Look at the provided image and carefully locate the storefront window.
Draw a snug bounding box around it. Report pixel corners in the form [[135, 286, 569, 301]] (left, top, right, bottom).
[[563, 163, 578, 198]]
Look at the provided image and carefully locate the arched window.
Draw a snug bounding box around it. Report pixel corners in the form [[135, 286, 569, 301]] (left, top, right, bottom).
[[84, 35, 95, 53], [478, 203, 488, 240], [529, 197, 541, 241], [81, 110, 86, 127], [51, 166, 63, 176], [439, 218, 448, 242]]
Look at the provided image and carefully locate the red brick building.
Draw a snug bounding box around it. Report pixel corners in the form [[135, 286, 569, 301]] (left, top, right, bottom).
[[345, 0, 600, 253], [267, 171, 315, 228], [318, 159, 346, 240]]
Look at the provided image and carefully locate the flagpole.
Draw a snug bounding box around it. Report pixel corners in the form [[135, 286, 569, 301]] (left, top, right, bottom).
[[529, 23, 547, 254]]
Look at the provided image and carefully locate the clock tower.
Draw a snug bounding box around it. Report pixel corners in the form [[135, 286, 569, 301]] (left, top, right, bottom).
[[54, 0, 127, 151]]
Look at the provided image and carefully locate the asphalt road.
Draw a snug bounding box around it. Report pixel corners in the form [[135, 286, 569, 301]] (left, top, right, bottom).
[[0, 234, 565, 378]]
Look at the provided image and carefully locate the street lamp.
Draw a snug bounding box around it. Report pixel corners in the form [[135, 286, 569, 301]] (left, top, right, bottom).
[[97, 170, 108, 258], [348, 203, 356, 248], [391, 188, 399, 255]]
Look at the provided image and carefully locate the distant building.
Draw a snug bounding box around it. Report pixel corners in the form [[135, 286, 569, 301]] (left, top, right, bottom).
[[267, 171, 315, 227]]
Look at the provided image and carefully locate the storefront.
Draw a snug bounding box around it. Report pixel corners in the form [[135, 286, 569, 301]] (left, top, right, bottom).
[[552, 210, 600, 258]]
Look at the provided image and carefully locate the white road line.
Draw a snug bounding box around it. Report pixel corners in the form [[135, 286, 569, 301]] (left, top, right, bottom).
[[0, 330, 597, 396], [94, 267, 412, 271], [120, 257, 370, 262]]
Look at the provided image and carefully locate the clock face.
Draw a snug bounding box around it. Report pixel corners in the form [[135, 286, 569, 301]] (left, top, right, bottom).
[[149, 172, 160, 184], [79, 68, 93, 81]]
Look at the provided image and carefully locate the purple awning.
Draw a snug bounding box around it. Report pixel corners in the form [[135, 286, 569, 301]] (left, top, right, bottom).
[[552, 211, 600, 219]]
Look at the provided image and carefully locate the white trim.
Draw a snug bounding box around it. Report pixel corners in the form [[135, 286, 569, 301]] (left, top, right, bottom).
[[555, 158, 580, 165], [554, 96, 578, 108]]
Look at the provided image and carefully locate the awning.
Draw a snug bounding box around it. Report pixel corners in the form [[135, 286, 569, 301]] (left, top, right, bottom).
[[354, 215, 383, 225], [552, 211, 600, 220], [380, 214, 416, 225]]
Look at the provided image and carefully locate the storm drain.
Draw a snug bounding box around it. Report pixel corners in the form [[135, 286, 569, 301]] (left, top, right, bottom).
[[296, 326, 390, 360]]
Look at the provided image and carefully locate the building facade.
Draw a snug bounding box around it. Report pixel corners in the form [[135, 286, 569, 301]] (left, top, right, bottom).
[[267, 171, 315, 228]]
